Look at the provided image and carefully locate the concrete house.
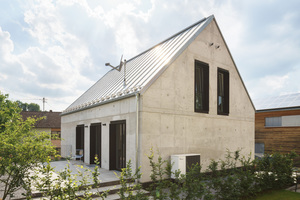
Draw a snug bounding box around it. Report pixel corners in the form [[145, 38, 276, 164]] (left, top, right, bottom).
[[255, 93, 300, 156], [61, 15, 254, 182]]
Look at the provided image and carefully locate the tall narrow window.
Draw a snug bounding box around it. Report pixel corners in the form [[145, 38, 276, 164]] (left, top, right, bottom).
[[195, 60, 209, 113], [217, 68, 229, 115]]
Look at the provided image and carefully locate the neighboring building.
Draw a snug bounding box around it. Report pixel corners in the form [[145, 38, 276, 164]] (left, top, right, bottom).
[[21, 111, 61, 154], [61, 15, 255, 182], [255, 93, 300, 156]]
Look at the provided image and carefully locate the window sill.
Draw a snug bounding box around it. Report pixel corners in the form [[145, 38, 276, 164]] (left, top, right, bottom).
[[195, 110, 209, 114], [218, 112, 229, 116]]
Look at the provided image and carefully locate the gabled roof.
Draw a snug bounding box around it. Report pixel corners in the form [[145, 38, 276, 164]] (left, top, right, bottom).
[[62, 15, 215, 115], [255, 93, 300, 112], [21, 111, 61, 128]]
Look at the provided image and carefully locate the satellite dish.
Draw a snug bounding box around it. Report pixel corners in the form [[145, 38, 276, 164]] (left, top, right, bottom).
[[118, 55, 123, 72], [105, 55, 127, 87], [105, 55, 124, 72]]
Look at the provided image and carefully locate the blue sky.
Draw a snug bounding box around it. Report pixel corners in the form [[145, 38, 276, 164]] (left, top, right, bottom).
[[0, 0, 300, 111]]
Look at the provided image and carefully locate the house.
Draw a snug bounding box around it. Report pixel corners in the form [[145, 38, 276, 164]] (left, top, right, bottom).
[[255, 93, 300, 156], [61, 15, 255, 182], [21, 111, 61, 154]]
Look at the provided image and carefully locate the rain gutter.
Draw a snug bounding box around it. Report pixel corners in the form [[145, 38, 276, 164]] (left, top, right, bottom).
[[60, 92, 138, 116], [135, 92, 140, 182]]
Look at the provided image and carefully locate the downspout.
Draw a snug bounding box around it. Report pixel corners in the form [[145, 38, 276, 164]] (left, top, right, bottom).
[[135, 92, 140, 182]]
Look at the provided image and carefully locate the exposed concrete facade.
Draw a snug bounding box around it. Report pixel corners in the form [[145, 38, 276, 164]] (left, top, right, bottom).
[[61, 97, 137, 169], [139, 19, 254, 181], [61, 17, 255, 182]]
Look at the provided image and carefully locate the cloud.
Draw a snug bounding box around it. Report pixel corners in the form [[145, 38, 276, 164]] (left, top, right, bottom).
[[249, 63, 300, 102], [0, 1, 97, 111], [0, 27, 15, 62], [1, 0, 300, 111]]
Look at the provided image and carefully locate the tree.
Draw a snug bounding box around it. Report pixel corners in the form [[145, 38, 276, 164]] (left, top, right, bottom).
[[28, 103, 40, 111], [0, 92, 55, 199], [16, 100, 40, 111]]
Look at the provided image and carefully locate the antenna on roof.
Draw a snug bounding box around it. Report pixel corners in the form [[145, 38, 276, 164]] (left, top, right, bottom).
[[105, 55, 127, 87]]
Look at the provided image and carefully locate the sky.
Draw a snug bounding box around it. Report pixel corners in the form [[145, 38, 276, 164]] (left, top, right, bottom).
[[0, 0, 300, 112]]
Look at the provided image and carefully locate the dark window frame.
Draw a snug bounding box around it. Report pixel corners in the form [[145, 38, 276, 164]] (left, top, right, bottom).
[[90, 123, 102, 166], [194, 60, 209, 113], [109, 120, 126, 171], [76, 124, 85, 161], [217, 68, 229, 115]]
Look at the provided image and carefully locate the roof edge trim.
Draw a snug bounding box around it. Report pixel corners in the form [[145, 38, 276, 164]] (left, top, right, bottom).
[[256, 106, 300, 113], [61, 92, 138, 116], [212, 17, 256, 111], [126, 16, 212, 64], [139, 15, 215, 95]]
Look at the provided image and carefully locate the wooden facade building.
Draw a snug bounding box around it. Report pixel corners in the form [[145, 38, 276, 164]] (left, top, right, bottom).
[[255, 93, 300, 155]]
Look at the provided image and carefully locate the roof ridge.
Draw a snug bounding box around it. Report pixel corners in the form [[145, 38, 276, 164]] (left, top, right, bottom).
[[63, 15, 214, 114], [126, 16, 211, 63]]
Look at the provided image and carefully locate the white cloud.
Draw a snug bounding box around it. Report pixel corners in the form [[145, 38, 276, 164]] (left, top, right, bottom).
[[0, 1, 97, 111], [1, 0, 300, 111], [0, 27, 15, 62]]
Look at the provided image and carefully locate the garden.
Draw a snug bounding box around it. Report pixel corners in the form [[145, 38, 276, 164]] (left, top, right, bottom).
[[0, 92, 299, 199]]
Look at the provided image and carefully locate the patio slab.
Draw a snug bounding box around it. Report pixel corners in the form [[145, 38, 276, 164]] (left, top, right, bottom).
[[49, 160, 121, 184]]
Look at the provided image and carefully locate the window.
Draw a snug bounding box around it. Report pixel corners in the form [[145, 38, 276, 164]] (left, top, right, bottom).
[[265, 117, 282, 127], [255, 143, 265, 154], [255, 143, 264, 159], [265, 115, 300, 127], [217, 68, 229, 115], [195, 60, 209, 113]]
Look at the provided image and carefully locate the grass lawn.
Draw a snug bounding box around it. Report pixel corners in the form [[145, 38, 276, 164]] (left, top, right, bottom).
[[255, 190, 300, 200]]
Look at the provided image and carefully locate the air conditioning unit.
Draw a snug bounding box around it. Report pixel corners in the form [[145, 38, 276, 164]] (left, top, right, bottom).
[[170, 154, 200, 179]]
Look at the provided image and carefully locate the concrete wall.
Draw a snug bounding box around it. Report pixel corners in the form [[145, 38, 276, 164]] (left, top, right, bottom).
[[61, 96, 137, 170], [139, 19, 255, 182]]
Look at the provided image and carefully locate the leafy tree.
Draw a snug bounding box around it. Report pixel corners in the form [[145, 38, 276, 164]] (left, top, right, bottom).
[[0, 92, 55, 199], [28, 103, 40, 111], [16, 100, 40, 111]]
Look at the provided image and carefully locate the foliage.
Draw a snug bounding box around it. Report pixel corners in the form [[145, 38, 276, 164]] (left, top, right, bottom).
[[31, 156, 108, 200], [0, 92, 55, 200], [206, 149, 258, 200], [16, 100, 41, 111], [182, 163, 209, 200], [146, 148, 209, 200], [116, 160, 147, 200], [147, 148, 171, 199], [254, 151, 298, 191], [205, 150, 298, 200]]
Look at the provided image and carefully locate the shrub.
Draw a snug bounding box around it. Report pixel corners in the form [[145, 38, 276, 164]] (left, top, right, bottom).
[[0, 92, 55, 200], [255, 151, 298, 190], [30, 156, 108, 200], [116, 159, 147, 200]]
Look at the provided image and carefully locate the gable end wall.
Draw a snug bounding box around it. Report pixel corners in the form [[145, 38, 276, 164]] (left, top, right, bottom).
[[140, 19, 255, 182]]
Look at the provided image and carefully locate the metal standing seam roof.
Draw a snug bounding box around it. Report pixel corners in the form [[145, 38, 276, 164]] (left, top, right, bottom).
[[62, 15, 214, 115]]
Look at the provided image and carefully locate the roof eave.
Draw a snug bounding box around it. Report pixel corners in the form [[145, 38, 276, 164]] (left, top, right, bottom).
[[61, 92, 139, 116], [256, 106, 300, 113]]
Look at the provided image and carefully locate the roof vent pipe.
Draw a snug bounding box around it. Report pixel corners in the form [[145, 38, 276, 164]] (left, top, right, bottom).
[[123, 59, 127, 88]]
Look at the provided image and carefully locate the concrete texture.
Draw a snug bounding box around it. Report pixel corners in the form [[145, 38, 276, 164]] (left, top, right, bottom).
[[139, 19, 255, 182], [61, 96, 137, 170], [61, 19, 255, 183], [49, 160, 120, 183], [286, 185, 300, 193]]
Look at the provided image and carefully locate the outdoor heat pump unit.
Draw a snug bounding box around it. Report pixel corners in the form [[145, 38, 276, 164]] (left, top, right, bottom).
[[170, 154, 200, 179]]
